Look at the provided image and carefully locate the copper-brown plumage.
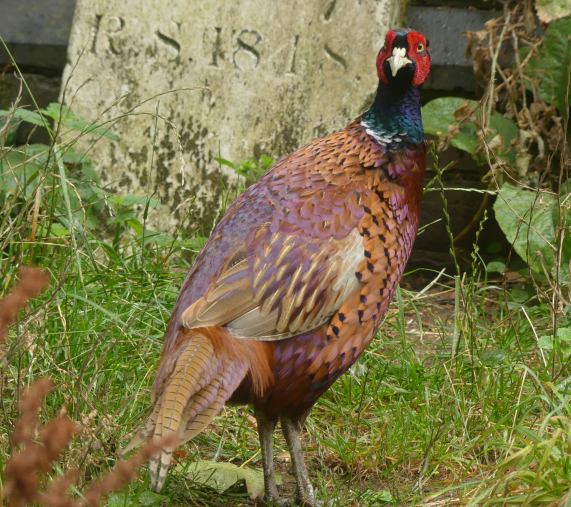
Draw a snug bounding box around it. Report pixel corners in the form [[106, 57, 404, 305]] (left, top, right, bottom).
[[127, 28, 431, 504]]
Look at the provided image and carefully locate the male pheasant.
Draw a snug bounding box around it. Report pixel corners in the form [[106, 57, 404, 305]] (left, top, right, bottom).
[[127, 28, 431, 505]]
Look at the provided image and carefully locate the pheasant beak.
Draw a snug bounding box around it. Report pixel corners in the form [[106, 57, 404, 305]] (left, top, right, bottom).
[[387, 47, 412, 77]]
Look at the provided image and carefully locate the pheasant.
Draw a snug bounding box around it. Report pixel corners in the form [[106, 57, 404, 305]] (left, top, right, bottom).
[[127, 28, 431, 505]]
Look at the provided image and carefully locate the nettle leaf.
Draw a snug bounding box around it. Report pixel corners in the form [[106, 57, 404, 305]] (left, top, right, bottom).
[[523, 16, 571, 114], [494, 183, 568, 278], [186, 461, 267, 500], [535, 0, 571, 24]]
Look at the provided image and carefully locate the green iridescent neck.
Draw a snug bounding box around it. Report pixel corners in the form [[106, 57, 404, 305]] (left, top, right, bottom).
[[361, 82, 423, 147]]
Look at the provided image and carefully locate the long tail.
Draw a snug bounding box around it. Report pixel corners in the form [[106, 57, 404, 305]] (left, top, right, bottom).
[[124, 327, 272, 492]]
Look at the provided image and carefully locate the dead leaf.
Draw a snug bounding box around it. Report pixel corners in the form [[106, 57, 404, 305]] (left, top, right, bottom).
[[185, 460, 269, 500]]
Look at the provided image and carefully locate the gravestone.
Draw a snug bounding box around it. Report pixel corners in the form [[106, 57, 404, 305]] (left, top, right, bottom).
[[61, 0, 401, 230]]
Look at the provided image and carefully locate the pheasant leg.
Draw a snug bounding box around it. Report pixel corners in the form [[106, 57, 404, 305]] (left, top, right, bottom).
[[281, 416, 316, 506], [255, 409, 281, 503]]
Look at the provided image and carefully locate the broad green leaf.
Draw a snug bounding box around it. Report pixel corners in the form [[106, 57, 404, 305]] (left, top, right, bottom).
[[535, 0, 571, 23], [228, 155, 275, 183], [184, 236, 207, 251], [46, 222, 70, 238], [106, 493, 129, 507], [108, 194, 161, 209], [41, 102, 119, 140], [0, 108, 47, 127], [422, 98, 519, 160], [0, 148, 43, 196], [486, 260, 507, 273], [215, 156, 237, 169], [361, 489, 395, 504], [127, 219, 144, 235], [480, 349, 508, 366], [186, 461, 266, 499], [538, 335, 554, 349], [557, 327, 571, 341], [523, 17, 571, 113], [108, 209, 138, 225], [139, 230, 177, 247], [422, 97, 478, 138], [538, 328, 571, 351], [509, 287, 534, 304], [451, 123, 479, 155], [137, 491, 168, 506], [0, 116, 20, 145], [494, 183, 567, 278], [489, 113, 519, 155]]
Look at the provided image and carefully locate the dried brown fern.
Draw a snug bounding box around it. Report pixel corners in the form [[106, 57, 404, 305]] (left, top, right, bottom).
[[0, 267, 49, 354], [0, 268, 169, 506]]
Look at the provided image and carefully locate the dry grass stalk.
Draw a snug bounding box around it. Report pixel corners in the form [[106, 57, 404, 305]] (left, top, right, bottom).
[[0, 267, 171, 506]]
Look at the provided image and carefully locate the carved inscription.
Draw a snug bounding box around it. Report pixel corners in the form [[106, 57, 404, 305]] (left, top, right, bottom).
[[89, 15, 351, 75], [233, 29, 262, 70], [91, 14, 102, 53], [287, 35, 299, 75], [64, 0, 392, 234], [208, 27, 223, 67], [90, 14, 125, 55], [155, 21, 182, 61], [323, 0, 337, 21], [324, 44, 348, 70]]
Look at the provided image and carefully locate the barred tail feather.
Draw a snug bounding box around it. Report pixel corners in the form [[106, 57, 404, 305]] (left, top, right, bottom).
[[124, 327, 272, 492]]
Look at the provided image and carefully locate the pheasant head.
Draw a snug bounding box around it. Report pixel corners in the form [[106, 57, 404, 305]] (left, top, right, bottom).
[[376, 29, 431, 88], [362, 29, 431, 149]]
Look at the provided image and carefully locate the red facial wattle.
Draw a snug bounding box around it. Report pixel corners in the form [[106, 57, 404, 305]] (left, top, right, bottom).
[[407, 31, 431, 86]]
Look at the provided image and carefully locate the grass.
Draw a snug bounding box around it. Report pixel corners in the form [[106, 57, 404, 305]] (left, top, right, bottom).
[[1, 101, 570, 506], [3, 233, 570, 506]]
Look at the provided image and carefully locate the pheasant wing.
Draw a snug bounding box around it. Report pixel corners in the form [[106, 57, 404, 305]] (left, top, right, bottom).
[[180, 186, 366, 340]]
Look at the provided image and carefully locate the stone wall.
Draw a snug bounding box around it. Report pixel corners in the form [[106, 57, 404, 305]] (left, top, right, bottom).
[[0, 0, 76, 143], [61, 0, 403, 231]]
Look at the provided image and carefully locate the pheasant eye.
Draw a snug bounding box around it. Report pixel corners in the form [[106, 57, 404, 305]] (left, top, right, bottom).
[[417, 42, 425, 52]]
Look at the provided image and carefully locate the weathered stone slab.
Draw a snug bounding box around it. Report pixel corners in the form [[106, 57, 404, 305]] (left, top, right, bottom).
[[61, 0, 401, 230]]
